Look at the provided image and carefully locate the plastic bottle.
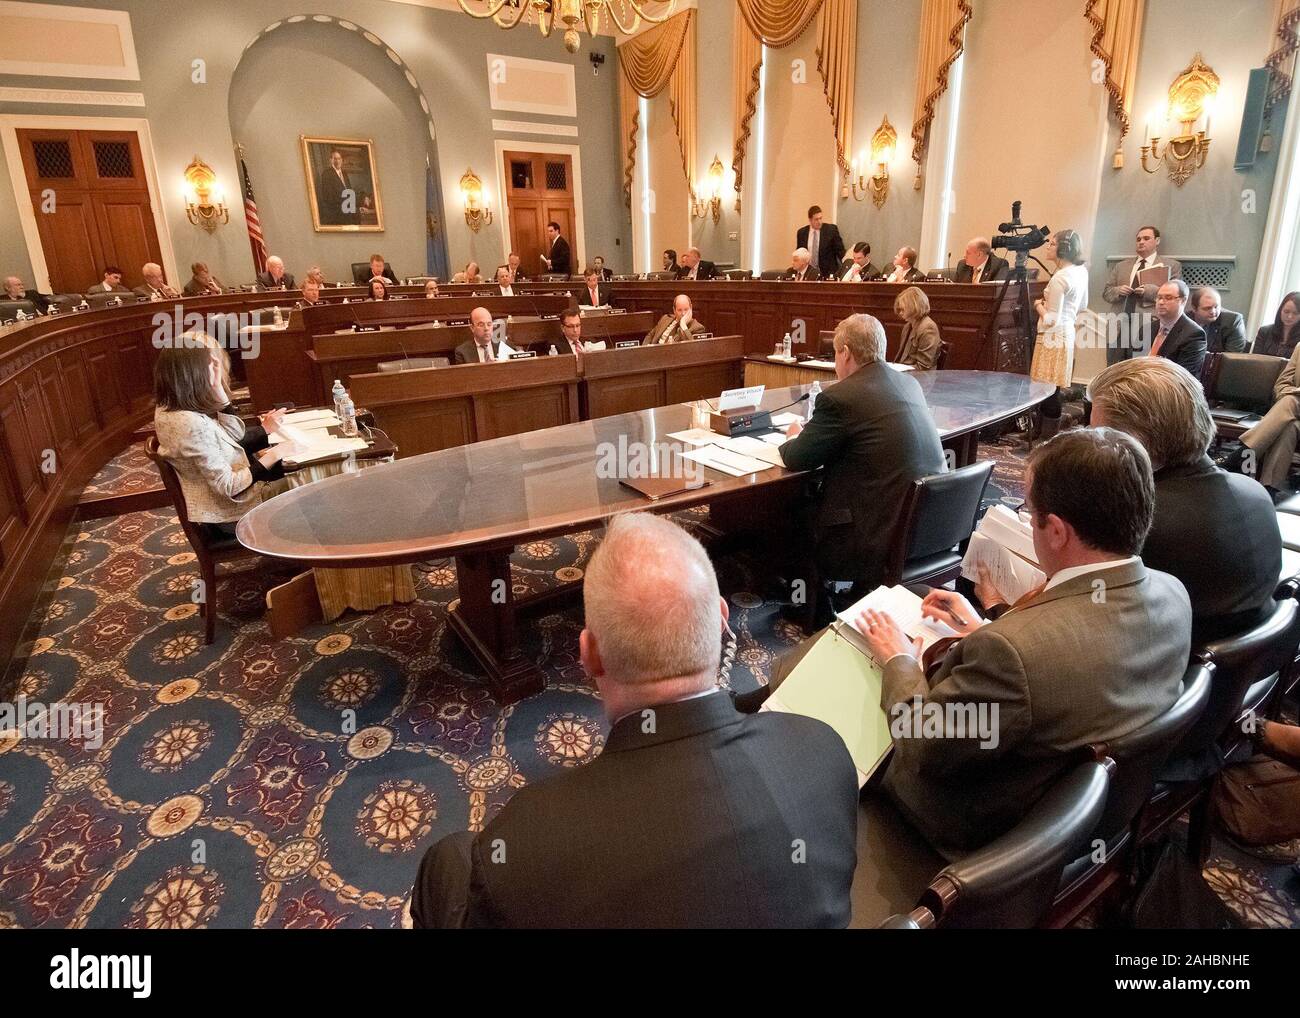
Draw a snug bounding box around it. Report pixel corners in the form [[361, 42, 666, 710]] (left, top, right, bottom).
[[782, 332, 793, 359], [331, 379, 346, 419], [808, 379, 822, 419], [338, 392, 358, 437], [548, 344, 559, 356], [272, 306, 284, 326]]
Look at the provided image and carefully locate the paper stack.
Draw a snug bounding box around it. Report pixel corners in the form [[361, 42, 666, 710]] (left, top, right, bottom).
[[960, 505, 1046, 605], [833, 584, 959, 665]]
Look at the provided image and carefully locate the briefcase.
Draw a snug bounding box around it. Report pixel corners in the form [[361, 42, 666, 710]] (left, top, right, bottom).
[[1212, 753, 1300, 846]]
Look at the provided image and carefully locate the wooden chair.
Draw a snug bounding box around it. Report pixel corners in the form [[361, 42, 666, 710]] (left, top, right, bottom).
[[144, 437, 259, 644]]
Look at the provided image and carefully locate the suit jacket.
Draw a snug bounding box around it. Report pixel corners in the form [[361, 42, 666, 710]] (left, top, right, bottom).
[[86, 282, 130, 294], [779, 361, 946, 589], [182, 276, 223, 297], [953, 254, 1009, 284], [1271, 342, 1300, 400], [458, 692, 858, 928], [256, 271, 295, 290], [1252, 322, 1299, 360], [153, 408, 271, 524], [796, 223, 847, 280], [897, 316, 943, 370], [547, 236, 572, 275], [1153, 313, 1207, 377], [881, 559, 1190, 858], [784, 265, 820, 282], [1202, 310, 1247, 354], [597, 267, 613, 281], [317, 166, 355, 225], [885, 266, 926, 284], [8, 289, 52, 312], [643, 315, 707, 345], [578, 282, 615, 307], [453, 339, 504, 364], [1142, 454, 1280, 643], [1102, 255, 1183, 310], [132, 281, 179, 300], [836, 259, 881, 282], [675, 260, 717, 281]]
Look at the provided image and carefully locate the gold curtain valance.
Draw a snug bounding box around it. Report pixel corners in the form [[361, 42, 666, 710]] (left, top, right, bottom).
[[735, 0, 826, 48], [617, 9, 697, 208], [911, 0, 972, 186], [1085, 0, 1146, 167], [1267, 0, 1300, 110], [816, 0, 857, 176]]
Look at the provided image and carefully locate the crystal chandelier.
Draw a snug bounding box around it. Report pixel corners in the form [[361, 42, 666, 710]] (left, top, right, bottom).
[[457, 0, 677, 53]]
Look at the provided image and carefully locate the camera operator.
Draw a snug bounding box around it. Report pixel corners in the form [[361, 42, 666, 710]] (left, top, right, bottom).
[[1029, 229, 1088, 441]]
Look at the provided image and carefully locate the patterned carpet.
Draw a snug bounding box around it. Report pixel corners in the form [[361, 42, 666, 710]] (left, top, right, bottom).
[[0, 435, 1296, 929]]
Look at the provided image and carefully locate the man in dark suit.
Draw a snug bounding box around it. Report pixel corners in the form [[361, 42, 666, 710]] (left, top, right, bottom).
[[452, 307, 504, 364], [674, 247, 716, 281], [3, 275, 52, 313], [411, 512, 858, 928], [540, 221, 572, 275], [796, 205, 846, 281], [555, 308, 584, 356], [578, 267, 614, 307], [1191, 286, 1247, 353], [852, 428, 1190, 858], [1148, 279, 1207, 378], [784, 248, 819, 281], [592, 256, 613, 281], [256, 255, 294, 290], [364, 254, 399, 286], [507, 252, 527, 283], [884, 247, 925, 283], [132, 262, 179, 299], [1089, 357, 1280, 644], [317, 148, 356, 226], [836, 242, 880, 282], [780, 313, 946, 599], [952, 237, 1009, 284]]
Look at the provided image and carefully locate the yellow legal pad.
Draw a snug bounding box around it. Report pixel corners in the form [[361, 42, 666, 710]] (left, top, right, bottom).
[[761, 626, 895, 787]]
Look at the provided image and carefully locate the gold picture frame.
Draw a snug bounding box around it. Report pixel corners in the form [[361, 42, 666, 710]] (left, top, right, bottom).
[[300, 135, 384, 233]]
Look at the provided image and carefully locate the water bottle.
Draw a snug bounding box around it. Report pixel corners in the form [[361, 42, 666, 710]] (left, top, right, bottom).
[[272, 306, 283, 326], [548, 344, 558, 356], [338, 392, 358, 437], [150, 289, 162, 302], [808, 379, 822, 420], [782, 332, 792, 359], [331, 379, 346, 419]]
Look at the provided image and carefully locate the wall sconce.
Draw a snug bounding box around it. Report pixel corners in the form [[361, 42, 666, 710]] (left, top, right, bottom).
[[1141, 53, 1218, 186], [460, 167, 493, 231], [183, 156, 228, 232], [690, 154, 725, 224], [845, 116, 897, 208]]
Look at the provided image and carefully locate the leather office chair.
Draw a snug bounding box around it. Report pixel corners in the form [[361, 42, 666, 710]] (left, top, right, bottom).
[[537, 273, 569, 282], [1046, 661, 1213, 927], [935, 340, 951, 370], [723, 270, 753, 280], [352, 262, 395, 285], [758, 270, 785, 281], [1202, 352, 1287, 442], [85, 291, 129, 309], [145, 437, 260, 645], [377, 357, 448, 372], [880, 460, 994, 588], [0, 299, 38, 320], [645, 271, 677, 281], [880, 759, 1111, 929], [614, 273, 641, 281]]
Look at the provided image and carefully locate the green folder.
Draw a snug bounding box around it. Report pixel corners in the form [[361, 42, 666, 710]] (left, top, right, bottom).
[[762, 625, 895, 787]]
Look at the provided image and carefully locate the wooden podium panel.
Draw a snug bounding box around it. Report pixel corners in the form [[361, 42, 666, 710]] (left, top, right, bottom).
[[581, 334, 745, 418], [347, 355, 581, 458]]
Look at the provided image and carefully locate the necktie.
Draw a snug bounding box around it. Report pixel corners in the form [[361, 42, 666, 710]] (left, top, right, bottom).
[[1130, 258, 1147, 288], [1150, 327, 1168, 357], [973, 264, 982, 284], [590, 288, 598, 305], [480, 343, 494, 362], [810, 229, 819, 268]]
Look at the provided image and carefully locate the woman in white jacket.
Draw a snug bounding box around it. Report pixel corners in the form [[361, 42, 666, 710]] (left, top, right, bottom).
[[1029, 229, 1088, 441]]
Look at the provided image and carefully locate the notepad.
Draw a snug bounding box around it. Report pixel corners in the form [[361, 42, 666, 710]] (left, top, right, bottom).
[[280, 437, 369, 465], [960, 505, 1046, 605], [666, 428, 719, 447], [761, 628, 894, 787], [680, 445, 775, 477], [834, 584, 959, 665], [282, 409, 341, 428]]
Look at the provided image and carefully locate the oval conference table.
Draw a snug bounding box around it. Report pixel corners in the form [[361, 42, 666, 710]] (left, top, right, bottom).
[[238, 371, 1054, 703]]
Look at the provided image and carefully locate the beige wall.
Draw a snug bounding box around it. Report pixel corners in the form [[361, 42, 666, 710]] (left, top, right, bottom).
[[631, 91, 692, 273]]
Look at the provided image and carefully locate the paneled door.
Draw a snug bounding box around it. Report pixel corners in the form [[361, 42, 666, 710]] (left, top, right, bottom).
[[503, 150, 577, 275], [16, 128, 163, 294]]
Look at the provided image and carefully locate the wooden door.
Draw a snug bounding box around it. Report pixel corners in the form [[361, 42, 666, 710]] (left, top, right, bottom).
[[504, 150, 577, 274], [16, 128, 162, 294]]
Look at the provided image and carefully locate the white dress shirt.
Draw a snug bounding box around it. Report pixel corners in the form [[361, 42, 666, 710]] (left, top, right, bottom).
[[1044, 556, 1141, 592]]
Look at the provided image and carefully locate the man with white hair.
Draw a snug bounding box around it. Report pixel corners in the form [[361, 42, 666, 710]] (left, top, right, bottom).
[[3, 275, 51, 313], [410, 512, 858, 928], [132, 263, 179, 299], [785, 247, 818, 281], [255, 256, 294, 290], [642, 294, 707, 345], [780, 314, 946, 623]]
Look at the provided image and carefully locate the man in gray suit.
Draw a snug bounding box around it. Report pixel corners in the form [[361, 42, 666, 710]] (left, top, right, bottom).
[[851, 428, 1190, 859], [1102, 225, 1182, 365]]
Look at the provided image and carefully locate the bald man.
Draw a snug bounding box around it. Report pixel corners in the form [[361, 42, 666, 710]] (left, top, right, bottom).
[[453, 307, 504, 363], [133, 263, 179, 300], [410, 512, 858, 928], [643, 294, 707, 345], [953, 238, 1008, 284], [256, 256, 295, 290]]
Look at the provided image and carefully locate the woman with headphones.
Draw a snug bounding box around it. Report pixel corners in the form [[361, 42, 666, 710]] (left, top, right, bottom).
[[1029, 229, 1087, 441]]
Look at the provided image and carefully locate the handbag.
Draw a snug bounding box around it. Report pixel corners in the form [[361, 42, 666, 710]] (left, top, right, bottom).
[[1212, 753, 1300, 846]]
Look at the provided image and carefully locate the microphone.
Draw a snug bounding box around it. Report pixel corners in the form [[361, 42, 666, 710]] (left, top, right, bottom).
[[766, 392, 811, 417]]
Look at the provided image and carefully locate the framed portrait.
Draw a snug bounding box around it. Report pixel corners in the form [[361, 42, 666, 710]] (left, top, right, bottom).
[[300, 135, 384, 232]]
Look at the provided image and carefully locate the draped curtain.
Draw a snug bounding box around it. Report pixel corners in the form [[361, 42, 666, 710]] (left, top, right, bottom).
[[1085, 0, 1146, 168], [1267, 0, 1300, 110], [730, 0, 855, 209], [617, 9, 696, 208], [911, 0, 973, 187]]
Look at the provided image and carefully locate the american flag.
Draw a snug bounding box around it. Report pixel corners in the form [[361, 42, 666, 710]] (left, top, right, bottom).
[[239, 154, 268, 273]]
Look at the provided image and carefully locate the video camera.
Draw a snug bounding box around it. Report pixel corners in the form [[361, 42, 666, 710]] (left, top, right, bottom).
[[992, 201, 1050, 254]]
